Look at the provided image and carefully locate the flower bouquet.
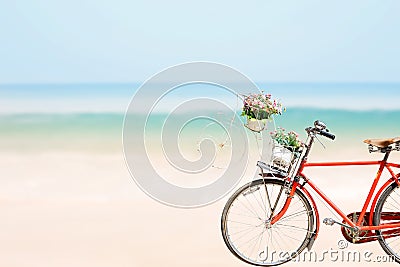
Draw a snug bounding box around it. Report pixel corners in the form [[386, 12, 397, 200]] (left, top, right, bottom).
[[270, 127, 303, 169], [241, 92, 283, 132]]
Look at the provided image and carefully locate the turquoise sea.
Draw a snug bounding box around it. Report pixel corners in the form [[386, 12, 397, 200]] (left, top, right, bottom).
[[1, 83, 400, 153]]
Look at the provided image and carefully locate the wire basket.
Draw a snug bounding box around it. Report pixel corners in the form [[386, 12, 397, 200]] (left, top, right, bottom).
[[270, 143, 301, 173]]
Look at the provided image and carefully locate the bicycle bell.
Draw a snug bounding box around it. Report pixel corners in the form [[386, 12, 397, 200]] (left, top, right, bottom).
[[314, 120, 327, 130]]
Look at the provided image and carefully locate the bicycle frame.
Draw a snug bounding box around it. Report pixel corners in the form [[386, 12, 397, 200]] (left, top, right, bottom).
[[271, 152, 400, 232]]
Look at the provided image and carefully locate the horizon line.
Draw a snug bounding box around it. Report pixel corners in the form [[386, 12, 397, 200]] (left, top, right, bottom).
[[1, 81, 400, 87], [1, 106, 400, 116]]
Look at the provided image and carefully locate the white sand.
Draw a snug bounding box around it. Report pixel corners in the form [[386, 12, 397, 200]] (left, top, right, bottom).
[[0, 147, 399, 266]]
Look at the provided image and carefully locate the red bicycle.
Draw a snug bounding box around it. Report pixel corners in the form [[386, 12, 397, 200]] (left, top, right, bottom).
[[221, 120, 400, 266]]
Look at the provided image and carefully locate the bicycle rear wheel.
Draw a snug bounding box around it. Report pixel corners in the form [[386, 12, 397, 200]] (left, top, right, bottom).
[[374, 182, 400, 263], [221, 178, 314, 266]]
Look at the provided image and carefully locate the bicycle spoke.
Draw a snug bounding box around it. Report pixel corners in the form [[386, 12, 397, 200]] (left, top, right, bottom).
[[227, 219, 262, 227], [387, 195, 400, 210], [255, 227, 267, 261], [273, 227, 303, 242], [387, 236, 400, 245], [237, 228, 266, 251], [236, 198, 262, 220], [273, 226, 294, 251], [275, 223, 313, 234], [280, 209, 310, 221], [229, 222, 264, 236], [248, 227, 266, 260], [392, 188, 400, 200], [228, 211, 263, 220], [231, 225, 264, 245], [252, 188, 267, 218]]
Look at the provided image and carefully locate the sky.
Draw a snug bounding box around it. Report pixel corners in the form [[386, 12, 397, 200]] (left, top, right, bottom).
[[1, 0, 400, 84]]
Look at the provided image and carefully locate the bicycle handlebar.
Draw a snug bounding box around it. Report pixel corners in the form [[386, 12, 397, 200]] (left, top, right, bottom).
[[302, 121, 335, 159], [319, 130, 335, 140], [306, 120, 336, 141]]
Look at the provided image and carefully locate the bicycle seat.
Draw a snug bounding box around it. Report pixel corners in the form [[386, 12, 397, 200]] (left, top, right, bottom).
[[363, 137, 400, 148]]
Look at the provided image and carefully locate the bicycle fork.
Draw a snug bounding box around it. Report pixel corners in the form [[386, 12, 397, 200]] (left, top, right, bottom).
[[269, 179, 299, 225], [267, 177, 319, 250]]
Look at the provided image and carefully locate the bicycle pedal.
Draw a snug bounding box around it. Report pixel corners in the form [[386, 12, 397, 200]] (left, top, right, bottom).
[[323, 218, 335, 226], [323, 218, 353, 230]]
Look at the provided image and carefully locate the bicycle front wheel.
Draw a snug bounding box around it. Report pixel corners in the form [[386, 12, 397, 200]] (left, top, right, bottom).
[[221, 178, 314, 266]]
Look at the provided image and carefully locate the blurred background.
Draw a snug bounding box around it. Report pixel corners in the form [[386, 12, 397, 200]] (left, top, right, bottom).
[[1, 1, 400, 266]]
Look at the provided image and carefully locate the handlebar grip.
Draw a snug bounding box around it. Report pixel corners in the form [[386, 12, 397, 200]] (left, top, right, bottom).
[[319, 130, 335, 140]]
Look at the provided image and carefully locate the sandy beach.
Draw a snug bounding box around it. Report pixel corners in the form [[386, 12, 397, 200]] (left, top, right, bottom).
[[0, 93, 399, 267], [1, 131, 399, 267]]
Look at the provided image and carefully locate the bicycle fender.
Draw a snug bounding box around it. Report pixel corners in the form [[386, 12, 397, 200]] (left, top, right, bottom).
[[369, 173, 400, 225], [299, 185, 320, 251]]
